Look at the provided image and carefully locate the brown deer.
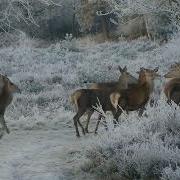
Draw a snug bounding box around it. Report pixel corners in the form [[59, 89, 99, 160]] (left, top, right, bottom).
[[110, 67, 159, 110], [164, 63, 180, 105], [104, 67, 160, 132], [0, 75, 21, 134], [70, 66, 137, 137]]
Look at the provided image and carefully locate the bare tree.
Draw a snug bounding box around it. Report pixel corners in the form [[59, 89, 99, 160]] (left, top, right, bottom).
[[102, 0, 180, 41], [76, 0, 116, 40], [0, 0, 60, 32]]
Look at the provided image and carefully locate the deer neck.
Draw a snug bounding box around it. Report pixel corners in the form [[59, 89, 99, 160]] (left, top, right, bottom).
[[117, 76, 128, 90], [147, 80, 154, 93], [138, 75, 153, 94]]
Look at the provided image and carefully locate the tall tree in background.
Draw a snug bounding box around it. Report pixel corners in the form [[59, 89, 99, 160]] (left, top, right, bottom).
[[104, 0, 180, 41], [76, 0, 117, 40]]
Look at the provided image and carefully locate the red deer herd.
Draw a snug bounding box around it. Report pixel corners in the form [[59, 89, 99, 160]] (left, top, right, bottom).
[[71, 63, 180, 137], [0, 63, 180, 137]]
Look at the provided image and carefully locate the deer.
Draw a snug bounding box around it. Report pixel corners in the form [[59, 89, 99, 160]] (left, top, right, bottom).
[[0, 75, 21, 134], [110, 67, 159, 112], [164, 63, 180, 105], [70, 66, 138, 137]]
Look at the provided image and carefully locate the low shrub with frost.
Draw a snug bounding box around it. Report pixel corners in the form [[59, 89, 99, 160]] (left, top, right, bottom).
[[81, 100, 180, 179]]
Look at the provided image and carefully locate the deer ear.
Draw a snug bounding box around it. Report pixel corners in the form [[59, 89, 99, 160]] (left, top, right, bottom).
[[0, 76, 5, 94], [136, 71, 140, 74], [154, 67, 159, 72], [123, 66, 127, 72], [137, 67, 144, 73], [118, 66, 123, 73]]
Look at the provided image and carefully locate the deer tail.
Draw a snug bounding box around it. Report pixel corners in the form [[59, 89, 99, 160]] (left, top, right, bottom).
[[70, 90, 82, 111], [110, 92, 121, 110]]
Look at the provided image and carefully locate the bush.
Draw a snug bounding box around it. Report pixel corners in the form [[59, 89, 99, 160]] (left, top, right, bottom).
[[81, 101, 180, 180]]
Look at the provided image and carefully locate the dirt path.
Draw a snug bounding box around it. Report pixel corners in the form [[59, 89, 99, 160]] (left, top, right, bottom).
[[0, 128, 90, 180]]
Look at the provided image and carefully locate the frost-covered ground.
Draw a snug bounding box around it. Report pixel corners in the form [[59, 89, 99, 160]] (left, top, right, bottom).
[[0, 34, 179, 180]]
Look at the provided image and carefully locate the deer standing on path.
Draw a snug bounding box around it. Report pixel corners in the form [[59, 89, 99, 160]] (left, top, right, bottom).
[[0, 75, 20, 134], [70, 66, 138, 137], [164, 63, 180, 105]]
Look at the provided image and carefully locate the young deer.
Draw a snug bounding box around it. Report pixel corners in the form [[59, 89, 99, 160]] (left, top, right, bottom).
[[164, 63, 180, 105], [70, 66, 137, 137], [108, 67, 159, 128], [0, 75, 20, 134]]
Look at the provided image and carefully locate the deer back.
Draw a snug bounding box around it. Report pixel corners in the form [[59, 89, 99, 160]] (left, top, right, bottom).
[[89, 82, 117, 89], [71, 88, 114, 112], [90, 67, 138, 91]]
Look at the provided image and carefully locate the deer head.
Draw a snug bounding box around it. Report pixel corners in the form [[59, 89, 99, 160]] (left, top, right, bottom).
[[137, 67, 160, 82], [0, 75, 21, 94], [118, 66, 138, 89]]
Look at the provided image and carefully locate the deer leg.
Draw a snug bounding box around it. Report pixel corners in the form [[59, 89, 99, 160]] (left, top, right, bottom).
[[138, 106, 146, 117], [73, 110, 85, 137], [112, 109, 122, 127], [77, 120, 86, 136], [167, 99, 172, 105], [103, 115, 108, 131], [0, 115, 10, 134], [94, 114, 103, 134], [85, 110, 94, 133]]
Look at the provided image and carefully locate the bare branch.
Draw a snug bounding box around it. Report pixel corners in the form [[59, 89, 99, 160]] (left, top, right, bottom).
[[0, 0, 61, 32]]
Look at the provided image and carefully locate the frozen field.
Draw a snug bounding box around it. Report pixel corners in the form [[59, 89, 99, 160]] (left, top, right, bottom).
[[0, 35, 180, 180]]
